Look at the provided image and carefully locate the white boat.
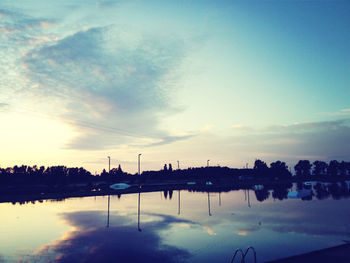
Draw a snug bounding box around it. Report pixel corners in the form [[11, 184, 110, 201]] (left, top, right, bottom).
[[109, 183, 131, 190], [206, 181, 213, 186], [187, 182, 196, 185]]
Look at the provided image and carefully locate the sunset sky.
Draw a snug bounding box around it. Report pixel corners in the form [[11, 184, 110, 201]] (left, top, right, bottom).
[[1, 0, 349, 173]]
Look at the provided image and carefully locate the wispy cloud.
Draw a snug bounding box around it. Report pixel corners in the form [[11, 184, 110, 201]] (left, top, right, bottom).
[[21, 25, 188, 149]]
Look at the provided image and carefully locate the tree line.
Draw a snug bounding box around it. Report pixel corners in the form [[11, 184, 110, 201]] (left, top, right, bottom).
[[0, 159, 349, 186]]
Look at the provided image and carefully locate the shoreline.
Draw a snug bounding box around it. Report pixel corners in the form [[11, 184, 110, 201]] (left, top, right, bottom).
[[1, 177, 348, 204]]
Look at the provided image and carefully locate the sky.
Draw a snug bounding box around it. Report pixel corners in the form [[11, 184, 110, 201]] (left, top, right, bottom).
[[0, 0, 349, 173]]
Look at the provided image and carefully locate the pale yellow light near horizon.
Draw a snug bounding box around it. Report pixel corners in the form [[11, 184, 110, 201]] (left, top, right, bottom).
[[0, 112, 75, 168]]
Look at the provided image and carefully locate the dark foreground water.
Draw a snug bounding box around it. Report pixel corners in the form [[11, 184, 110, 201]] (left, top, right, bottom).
[[1, 182, 350, 263]]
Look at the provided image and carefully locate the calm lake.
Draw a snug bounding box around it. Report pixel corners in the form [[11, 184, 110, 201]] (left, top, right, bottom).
[[1, 182, 350, 262]]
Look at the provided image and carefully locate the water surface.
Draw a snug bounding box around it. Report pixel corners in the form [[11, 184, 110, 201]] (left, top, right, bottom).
[[1, 184, 350, 262]]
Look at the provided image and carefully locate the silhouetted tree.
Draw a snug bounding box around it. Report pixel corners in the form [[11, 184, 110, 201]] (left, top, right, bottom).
[[254, 159, 269, 177], [270, 161, 291, 179], [328, 160, 340, 176], [294, 160, 311, 177], [312, 161, 328, 176], [101, 169, 108, 179]]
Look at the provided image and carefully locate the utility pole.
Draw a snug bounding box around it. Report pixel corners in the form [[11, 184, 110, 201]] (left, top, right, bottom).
[[107, 156, 110, 173], [207, 159, 210, 167], [177, 160, 180, 170], [138, 154, 142, 175]]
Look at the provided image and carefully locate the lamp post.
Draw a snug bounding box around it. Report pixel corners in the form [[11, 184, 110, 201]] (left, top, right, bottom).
[[177, 160, 180, 170], [107, 156, 110, 173], [207, 159, 210, 167], [138, 154, 142, 175]]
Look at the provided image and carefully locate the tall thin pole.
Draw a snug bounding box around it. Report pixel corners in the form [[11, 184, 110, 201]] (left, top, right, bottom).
[[219, 192, 221, 206], [207, 159, 210, 167], [107, 156, 110, 173], [177, 160, 180, 170], [138, 154, 142, 175]]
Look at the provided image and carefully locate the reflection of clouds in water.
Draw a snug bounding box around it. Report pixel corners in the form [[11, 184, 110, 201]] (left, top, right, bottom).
[[233, 199, 350, 237], [236, 224, 261, 236], [202, 226, 216, 236], [25, 211, 191, 263]]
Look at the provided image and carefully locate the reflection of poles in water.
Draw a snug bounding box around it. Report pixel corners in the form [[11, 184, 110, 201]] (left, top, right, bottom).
[[207, 192, 212, 216], [247, 189, 251, 208], [138, 192, 142, 232], [178, 190, 181, 215], [244, 189, 247, 201], [219, 192, 221, 206], [106, 195, 110, 228]]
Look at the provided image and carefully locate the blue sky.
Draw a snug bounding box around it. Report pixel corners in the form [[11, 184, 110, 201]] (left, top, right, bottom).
[[0, 0, 349, 173]]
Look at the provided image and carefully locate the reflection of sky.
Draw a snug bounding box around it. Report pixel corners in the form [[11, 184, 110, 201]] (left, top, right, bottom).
[[1, 190, 350, 262]]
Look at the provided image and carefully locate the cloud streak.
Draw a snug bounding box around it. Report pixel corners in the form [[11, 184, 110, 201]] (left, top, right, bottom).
[[227, 119, 350, 162]]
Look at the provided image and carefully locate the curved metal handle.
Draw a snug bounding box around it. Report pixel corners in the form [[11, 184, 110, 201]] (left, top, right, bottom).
[[244, 246, 257, 263], [230, 248, 244, 263]]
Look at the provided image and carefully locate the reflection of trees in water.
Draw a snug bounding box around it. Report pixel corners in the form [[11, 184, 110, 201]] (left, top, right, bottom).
[[253, 182, 350, 202], [7, 181, 350, 206], [314, 183, 330, 200], [327, 182, 350, 200], [254, 183, 293, 202], [162, 190, 173, 200], [255, 189, 270, 202], [272, 187, 289, 200], [301, 192, 313, 201]]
